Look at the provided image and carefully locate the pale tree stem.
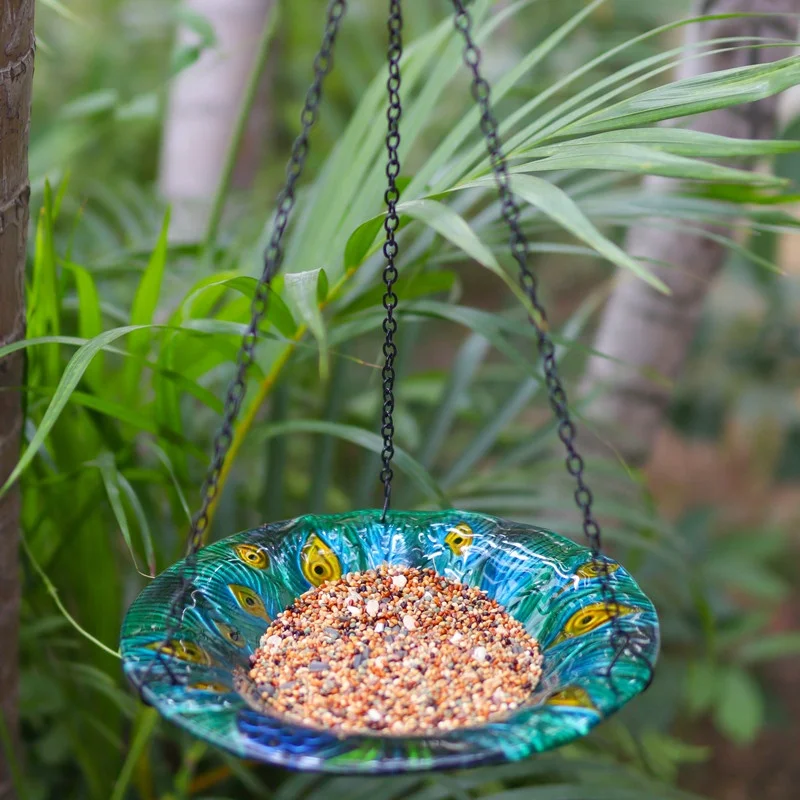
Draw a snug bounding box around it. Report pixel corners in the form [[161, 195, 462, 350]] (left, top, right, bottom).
[[158, 0, 275, 242], [580, 0, 799, 466], [0, 1, 34, 797]]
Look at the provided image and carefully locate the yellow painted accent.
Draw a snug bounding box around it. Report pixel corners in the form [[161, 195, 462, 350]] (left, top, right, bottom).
[[214, 620, 246, 648], [551, 602, 637, 646], [545, 686, 595, 709], [301, 533, 342, 586], [146, 639, 212, 665], [228, 584, 270, 620], [233, 543, 269, 570], [445, 522, 474, 556]]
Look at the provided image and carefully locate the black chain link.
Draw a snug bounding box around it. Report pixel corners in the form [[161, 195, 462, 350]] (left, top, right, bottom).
[[450, 0, 651, 690], [136, 0, 348, 697], [379, 0, 403, 521], [189, 0, 347, 556]]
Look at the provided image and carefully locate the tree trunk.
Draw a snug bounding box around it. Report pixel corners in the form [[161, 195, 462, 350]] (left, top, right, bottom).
[[159, 0, 274, 242], [580, 0, 798, 465], [0, 2, 34, 796]]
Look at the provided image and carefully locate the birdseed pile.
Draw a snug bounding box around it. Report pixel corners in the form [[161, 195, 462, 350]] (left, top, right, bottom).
[[248, 565, 543, 735]]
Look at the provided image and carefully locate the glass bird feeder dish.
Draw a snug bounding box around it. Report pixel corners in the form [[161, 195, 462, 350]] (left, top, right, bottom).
[[121, 511, 658, 773], [121, 0, 659, 774]]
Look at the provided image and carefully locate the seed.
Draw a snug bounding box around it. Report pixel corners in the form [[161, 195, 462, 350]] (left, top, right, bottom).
[[249, 565, 543, 736]]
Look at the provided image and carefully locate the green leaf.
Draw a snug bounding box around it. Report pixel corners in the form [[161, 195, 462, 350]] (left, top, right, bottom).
[[62, 262, 103, 383], [456, 174, 667, 291], [117, 473, 157, 577], [344, 216, 385, 270], [256, 420, 448, 507], [171, 6, 217, 76], [512, 143, 786, 186], [705, 559, 789, 602], [20, 535, 120, 659], [154, 332, 188, 484], [338, 270, 456, 316], [406, 300, 533, 374], [562, 56, 800, 138], [285, 269, 329, 380], [216, 276, 297, 338], [685, 660, 718, 717], [415, 0, 605, 195], [317, 268, 329, 304], [28, 183, 61, 382], [713, 667, 764, 746], [0, 326, 147, 498], [402, 199, 499, 268], [419, 334, 489, 468], [93, 454, 141, 574], [520, 128, 800, 159], [109, 708, 159, 800], [441, 293, 598, 489], [125, 209, 171, 396], [739, 632, 800, 664], [59, 89, 118, 120], [401, 198, 535, 308]]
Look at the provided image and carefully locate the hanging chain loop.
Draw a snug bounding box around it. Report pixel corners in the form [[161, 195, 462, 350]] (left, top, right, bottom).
[[379, 0, 404, 521], [450, 0, 648, 689], [137, 0, 348, 697]]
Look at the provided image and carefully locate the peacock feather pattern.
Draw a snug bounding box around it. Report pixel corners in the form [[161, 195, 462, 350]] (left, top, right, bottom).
[[120, 510, 659, 773]]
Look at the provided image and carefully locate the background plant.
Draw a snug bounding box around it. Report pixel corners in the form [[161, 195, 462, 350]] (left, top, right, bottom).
[[3, 0, 800, 798]]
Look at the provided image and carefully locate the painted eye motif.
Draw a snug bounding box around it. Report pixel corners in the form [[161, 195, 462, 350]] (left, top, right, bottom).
[[545, 686, 595, 709], [214, 620, 246, 648], [300, 533, 342, 587], [189, 682, 230, 694], [233, 543, 269, 570], [445, 523, 474, 556], [146, 639, 212, 665], [575, 561, 619, 579], [551, 602, 637, 646], [228, 584, 270, 620]]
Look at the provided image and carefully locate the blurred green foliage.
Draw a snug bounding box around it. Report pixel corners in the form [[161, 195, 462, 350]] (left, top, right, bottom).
[[4, 0, 799, 798]]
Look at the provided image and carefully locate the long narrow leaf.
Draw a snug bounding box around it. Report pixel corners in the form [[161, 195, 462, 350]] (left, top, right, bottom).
[[563, 55, 800, 137], [455, 174, 667, 291], [256, 420, 448, 507], [125, 209, 171, 396], [0, 326, 146, 497], [511, 144, 787, 185], [518, 127, 800, 159]]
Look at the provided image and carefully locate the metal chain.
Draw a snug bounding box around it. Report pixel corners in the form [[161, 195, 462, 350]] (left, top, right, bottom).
[[450, 0, 649, 688], [137, 0, 348, 696], [379, 0, 403, 521], [188, 0, 347, 556]]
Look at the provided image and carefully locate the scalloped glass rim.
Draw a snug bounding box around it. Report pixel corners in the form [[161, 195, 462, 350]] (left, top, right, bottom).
[[120, 510, 659, 773]]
